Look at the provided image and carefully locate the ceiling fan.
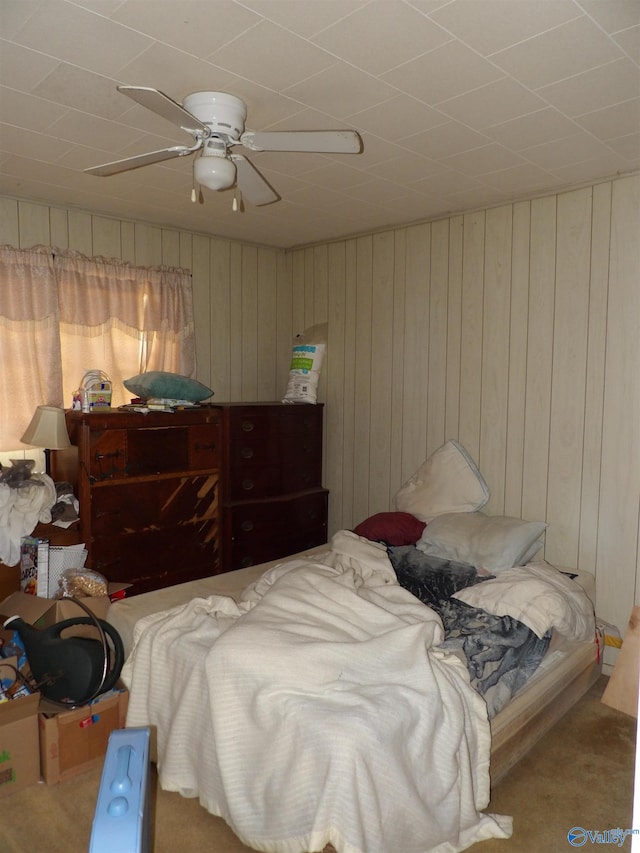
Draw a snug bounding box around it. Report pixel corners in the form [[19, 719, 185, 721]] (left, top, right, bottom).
[[86, 86, 363, 207]]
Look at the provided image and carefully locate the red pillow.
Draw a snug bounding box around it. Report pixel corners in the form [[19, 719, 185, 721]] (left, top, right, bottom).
[[353, 512, 426, 546]]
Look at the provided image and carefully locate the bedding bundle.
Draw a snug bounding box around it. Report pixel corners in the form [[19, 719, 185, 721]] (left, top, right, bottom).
[[124, 531, 513, 853], [386, 546, 594, 718]]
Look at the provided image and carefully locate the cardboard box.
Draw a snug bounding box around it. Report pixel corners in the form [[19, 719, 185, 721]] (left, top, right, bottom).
[[0, 690, 41, 797], [0, 583, 130, 628], [39, 687, 128, 784]]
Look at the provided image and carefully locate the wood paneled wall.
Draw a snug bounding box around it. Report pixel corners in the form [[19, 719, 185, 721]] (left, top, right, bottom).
[[1, 173, 638, 654]]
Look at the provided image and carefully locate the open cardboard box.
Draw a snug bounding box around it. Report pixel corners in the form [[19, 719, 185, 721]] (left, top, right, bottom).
[[0, 582, 130, 628], [39, 686, 129, 784], [0, 655, 41, 798], [0, 586, 130, 786]]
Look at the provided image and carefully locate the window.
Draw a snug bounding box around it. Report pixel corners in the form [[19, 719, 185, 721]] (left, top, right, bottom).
[[0, 246, 195, 453]]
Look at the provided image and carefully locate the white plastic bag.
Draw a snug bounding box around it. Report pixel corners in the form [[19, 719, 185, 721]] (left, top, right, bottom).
[[282, 323, 327, 404]]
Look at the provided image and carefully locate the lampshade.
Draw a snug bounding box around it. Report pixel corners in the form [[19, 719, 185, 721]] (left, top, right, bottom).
[[194, 150, 236, 191], [21, 406, 71, 451]]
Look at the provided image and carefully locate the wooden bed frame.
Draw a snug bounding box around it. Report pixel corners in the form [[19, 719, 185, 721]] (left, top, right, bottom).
[[490, 639, 601, 784]]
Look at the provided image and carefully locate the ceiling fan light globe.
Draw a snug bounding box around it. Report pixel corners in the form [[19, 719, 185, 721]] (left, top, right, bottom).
[[194, 154, 236, 191]]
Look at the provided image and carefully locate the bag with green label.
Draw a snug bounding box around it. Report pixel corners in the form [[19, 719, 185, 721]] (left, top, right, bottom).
[[282, 323, 327, 404]]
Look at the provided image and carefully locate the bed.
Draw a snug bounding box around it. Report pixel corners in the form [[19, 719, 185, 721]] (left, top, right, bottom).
[[108, 441, 602, 853]]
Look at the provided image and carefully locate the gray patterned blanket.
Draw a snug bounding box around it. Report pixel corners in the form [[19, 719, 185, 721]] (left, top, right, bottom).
[[387, 545, 551, 718]]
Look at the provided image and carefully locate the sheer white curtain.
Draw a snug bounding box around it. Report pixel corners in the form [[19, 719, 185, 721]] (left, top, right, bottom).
[[55, 251, 195, 409], [0, 246, 195, 451], [0, 246, 63, 450]]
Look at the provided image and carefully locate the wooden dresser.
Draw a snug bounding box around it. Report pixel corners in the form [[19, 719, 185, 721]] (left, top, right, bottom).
[[52, 407, 222, 595], [218, 403, 328, 571]]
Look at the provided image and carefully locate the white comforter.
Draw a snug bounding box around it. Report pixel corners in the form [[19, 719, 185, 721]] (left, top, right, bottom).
[[123, 531, 512, 853]]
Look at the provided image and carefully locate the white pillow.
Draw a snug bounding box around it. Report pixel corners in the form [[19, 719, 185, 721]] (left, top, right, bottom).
[[416, 511, 546, 572], [453, 561, 595, 641], [394, 440, 489, 523]]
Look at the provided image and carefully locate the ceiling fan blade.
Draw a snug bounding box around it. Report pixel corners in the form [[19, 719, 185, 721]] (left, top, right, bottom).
[[231, 155, 279, 206], [241, 129, 362, 154], [86, 146, 194, 177], [117, 85, 208, 133]]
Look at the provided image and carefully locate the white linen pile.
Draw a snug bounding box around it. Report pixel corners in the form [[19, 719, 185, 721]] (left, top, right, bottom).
[[123, 531, 512, 853]]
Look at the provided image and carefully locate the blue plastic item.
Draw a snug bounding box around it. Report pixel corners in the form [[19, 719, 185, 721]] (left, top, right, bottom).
[[89, 727, 151, 853]]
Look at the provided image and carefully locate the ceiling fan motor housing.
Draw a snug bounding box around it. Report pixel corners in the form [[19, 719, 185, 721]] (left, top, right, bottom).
[[183, 91, 247, 140]]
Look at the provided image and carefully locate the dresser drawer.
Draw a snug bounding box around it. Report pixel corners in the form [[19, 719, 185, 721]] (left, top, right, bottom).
[[229, 489, 328, 542], [230, 528, 328, 570], [88, 429, 128, 480], [226, 408, 276, 440], [91, 474, 219, 535], [91, 519, 220, 593], [227, 459, 321, 500], [188, 423, 220, 469]]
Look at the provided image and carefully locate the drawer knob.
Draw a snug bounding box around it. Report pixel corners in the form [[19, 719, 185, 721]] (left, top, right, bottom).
[[241, 421, 255, 432], [241, 520, 254, 532], [240, 446, 254, 459], [242, 478, 255, 491], [195, 442, 216, 452]]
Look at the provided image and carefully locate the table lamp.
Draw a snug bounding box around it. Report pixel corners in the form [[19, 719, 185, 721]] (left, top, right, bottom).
[[20, 405, 71, 476]]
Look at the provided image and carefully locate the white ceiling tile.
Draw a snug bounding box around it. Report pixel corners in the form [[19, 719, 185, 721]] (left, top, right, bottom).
[[347, 95, 447, 140], [606, 132, 640, 160], [237, 0, 368, 38], [413, 169, 483, 195], [539, 58, 640, 116], [480, 163, 568, 195], [12, 1, 153, 77], [442, 143, 526, 176], [208, 20, 335, 92], [521, 132, 617, 170], [46, 110, 148, 152], [246, 150, 330, 177], [613, 25, 640, 64], [575, 98, 640, 140], [577, 0, 640, 34], [0, 123, 74, 162], [552, 152, 636, 184], [32, 64, 136, 119], [484, 108, 580, 151], [382, 40, 504, 105], [401, 120, 491, 158], [68, 0, 125, 14], [428, 0, 581, 56], [0, 87, 70, 132], [116, 44, 244, 100], [292, 161, 372, 190], [284, 63, 397, 119], [377, 152, 444, 184], [346, 135, 411, 170], [440, 185, 510, 212], [436, 77, 547, 130], [0, 41, 60, 92], [261, 106, 361, 133], [311, 2, 450, 75], [0, 0, 47, 39], [491, 16, 625, 90], [111, 0, 262, 58]]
